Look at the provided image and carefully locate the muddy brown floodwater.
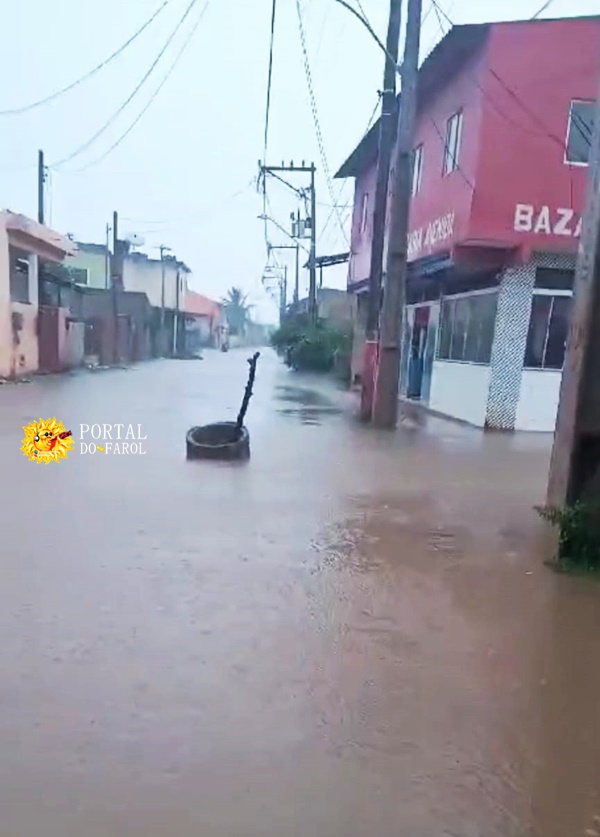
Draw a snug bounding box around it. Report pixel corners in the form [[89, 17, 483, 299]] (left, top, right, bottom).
[[0, 348, 599, 837]]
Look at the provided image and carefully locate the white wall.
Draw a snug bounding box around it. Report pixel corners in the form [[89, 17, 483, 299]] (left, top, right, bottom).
[[122, 257, 188, 310], [515, 369, 562, 432], [429, 361, 491, 427]]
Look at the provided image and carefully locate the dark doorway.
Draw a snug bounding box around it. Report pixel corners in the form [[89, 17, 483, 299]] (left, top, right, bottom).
[[407, 305, 430, 400]]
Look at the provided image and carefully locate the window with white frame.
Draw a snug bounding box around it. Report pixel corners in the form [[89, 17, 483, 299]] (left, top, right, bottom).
[[437, 292, 498, 364], [524, 293, 572, 369], [443, 111, 463, 175], [360, 192, 369, 233], [565, 100, 594, 165], [411, 144, 423, 195]]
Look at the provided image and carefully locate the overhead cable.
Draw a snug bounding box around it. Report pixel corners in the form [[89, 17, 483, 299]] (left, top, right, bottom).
[[51, 0, 199, 168], [296, 0, 349, 245], [263, 0, 278, 158], [72, 1, 210, 171], [0, 1, 171, 117]]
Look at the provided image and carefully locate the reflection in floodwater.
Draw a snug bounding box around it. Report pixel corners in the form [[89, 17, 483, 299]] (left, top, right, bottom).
[[274, 383, 342, 425], [0, 350, 598, 837]]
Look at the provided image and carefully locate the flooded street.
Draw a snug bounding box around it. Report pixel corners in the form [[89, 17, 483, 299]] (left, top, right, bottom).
[[1, 348, 599, 837]]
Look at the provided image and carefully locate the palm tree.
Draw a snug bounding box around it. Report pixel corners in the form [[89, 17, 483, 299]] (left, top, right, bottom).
[[222, 287, 252, 336]]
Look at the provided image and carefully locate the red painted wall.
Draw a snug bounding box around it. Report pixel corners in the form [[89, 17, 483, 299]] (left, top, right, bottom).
[[347, 17, 600, 290], [348, 162, 377, 287], [471, 18, 600, 259], [407, 43, 487, 262]]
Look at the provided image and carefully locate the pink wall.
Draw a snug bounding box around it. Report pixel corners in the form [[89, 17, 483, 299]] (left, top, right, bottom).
[[10, 303, 38, 376], [407, 44, 487, 261], [471, 18, 599, 258], [348, 161, 377, 287], [346, 16, 600, 289]]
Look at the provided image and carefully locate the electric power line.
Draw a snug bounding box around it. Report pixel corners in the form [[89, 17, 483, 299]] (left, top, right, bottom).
[[320, 94, 382, 240], [295, 0, 349, 246], [334, 0, 397, 69], [430, 0, 589, 151], [51, 0, 199, 168], [263, 0, 278, 159], [71, 1, 210, 172], [531, 0, 555, 18], [0, 1, 171, 117]]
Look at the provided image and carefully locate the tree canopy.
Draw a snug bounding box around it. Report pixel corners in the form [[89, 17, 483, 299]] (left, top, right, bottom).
[[222, 287, 252, 336]]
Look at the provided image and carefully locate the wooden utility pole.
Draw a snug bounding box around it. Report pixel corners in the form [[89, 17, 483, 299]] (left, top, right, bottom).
[[37, 150, 45, 224], [360, 0, 402, 421], [372, 0, 422, 428], [546, 75, 600, 507]]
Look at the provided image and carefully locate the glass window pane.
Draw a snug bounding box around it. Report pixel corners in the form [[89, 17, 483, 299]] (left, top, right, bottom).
[[437, 299, 453, 359], [450, 298, 468, 360], [464, 297, 480, 361], [567, 101, 594, 164], [475, 294, 498, 364], [524, 296, 552, 368], [544, 296, 571, 369]]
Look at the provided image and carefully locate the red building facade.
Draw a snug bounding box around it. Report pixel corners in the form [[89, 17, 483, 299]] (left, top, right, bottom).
[[337, 15, 600, 432]]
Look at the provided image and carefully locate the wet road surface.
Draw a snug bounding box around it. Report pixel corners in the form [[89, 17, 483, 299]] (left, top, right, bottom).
[[1, 348, 600, 837]]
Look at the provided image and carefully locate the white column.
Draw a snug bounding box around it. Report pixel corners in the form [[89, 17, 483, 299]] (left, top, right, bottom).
[[28, 253, 39, 307]]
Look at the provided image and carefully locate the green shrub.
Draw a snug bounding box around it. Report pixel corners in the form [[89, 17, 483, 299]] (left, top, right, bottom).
[[270, 315, 350, 373], [536, 501, 600, 571]]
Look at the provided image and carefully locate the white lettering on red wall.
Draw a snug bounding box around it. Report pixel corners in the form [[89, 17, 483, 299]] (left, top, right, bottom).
[[407, 212, 455, 260], [513, 203, 582, 238]]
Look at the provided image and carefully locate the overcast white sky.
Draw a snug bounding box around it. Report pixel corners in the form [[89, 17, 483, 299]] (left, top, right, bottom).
[[0, 0, 596, 322]]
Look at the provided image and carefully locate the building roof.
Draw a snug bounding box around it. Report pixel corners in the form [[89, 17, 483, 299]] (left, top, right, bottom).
[[334, 15, 600, 179], [0, 210, 77, 258], [126, 250, 192, 273], [184, 291, 221, 318], [75, 241, 109, 255]]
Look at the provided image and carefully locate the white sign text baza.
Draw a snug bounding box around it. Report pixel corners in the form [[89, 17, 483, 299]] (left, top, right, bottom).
[[513, 204, 582, 238]]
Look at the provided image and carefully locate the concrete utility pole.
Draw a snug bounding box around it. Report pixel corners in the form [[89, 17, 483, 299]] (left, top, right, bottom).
[[259, 161, 317, 321], [546, 73, 600, 507], [268, 243, 298, 312], [111, 210, 121, 365], [372, 0, 422, 428], [104, 223, 111, 289], [173, 265, 180, 356], [360, 0, 402, 422], [279, 265, 288, 324], [309, 163, 317, 322], [159, 244, 171, 357], [295, 237, 300, 305], [37, 150, 45, 225]]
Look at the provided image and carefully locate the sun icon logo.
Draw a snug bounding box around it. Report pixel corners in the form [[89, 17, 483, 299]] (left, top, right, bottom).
[[21, 418, 74, 463]]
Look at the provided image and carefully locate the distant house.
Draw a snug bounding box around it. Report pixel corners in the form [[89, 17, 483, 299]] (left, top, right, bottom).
[[295, 288, 354, 328], [0, 211, 76, 378], [67, 241, 110, 289], [183, 291, 225, 351], [122, 251, 190, 356]]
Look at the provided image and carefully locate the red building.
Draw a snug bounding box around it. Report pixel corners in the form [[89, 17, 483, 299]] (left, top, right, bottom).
[[337, 15, 599, 431]]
